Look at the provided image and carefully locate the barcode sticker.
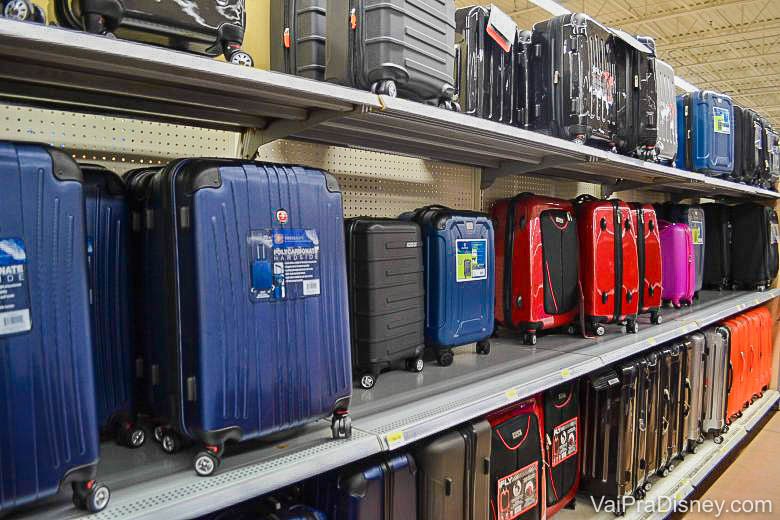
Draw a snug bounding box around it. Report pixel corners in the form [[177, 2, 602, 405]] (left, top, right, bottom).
[[386, 431, 405, 448], [302, 279, 320, 296], [0, 310, 31, 335], [0, 237, 32, 337]]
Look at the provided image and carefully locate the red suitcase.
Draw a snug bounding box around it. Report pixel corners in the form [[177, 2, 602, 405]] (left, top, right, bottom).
[[754, 307, 773, 395], [573, 196, 640, 336], [630, 203, 663, 325], [492, 194, 580, 345]]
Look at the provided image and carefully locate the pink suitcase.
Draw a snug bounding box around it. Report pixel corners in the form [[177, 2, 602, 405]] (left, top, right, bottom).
[[659, 220, 695, 308]]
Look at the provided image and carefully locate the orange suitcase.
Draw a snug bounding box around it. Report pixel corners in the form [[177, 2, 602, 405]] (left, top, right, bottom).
[[723, 317, 747, 424]]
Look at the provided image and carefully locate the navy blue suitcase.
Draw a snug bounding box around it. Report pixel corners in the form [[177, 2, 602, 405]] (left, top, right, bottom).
[[82, 165, 146, 449], [0, 142, 110, 514], [676, 91, 735, 176], [401, 206, 495, 367], [144, 159, 353, 474]]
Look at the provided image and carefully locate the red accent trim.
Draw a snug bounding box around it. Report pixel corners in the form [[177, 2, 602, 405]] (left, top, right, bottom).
[[207, 445, 219, 453], [86, 480, 95, 490], [545, 261, 560, 313], [552, 390, 573, 409], [548, 467, 560, 501], [486, 25, 511, 52], [496, 416, 531, 451], [548, 214, 569, 230], [550, 417, 578, 467]]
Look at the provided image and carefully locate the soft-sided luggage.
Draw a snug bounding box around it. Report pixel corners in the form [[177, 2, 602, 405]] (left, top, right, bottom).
[[702, 203, 732, 290], [55, 0, 253, 66], [487, 398, 545, 520], [415, 420, 491, 520], [701, 326, 730, 443], [82, 164, 146, 449], [401, 206, 494, 366], [652, 58, 677, 164], [659, 220, 695, 307], [681, 333, 706, 454], [454, 6, 529, 125], [345, 218, 425, 389], [656, 345, 682, 476], [144, 159, 353, 476], [270, 0, 327, 80], [630, 203, 662, 324], [613, 31, 656, 157], [636, 351, 660, 494], [543, 382, 579, 516], [580, 363, 640, 504], [730, 203, 779, 290], [325, 0, 456, 106], [492, 194, 578, 345], [573, 195, 640, 336], [676, 91, 735, 176], [0, 142, 109, 514], [662, 203, 705, 296]]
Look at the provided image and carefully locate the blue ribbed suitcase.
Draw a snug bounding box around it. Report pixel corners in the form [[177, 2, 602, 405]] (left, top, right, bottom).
[[145, 159, 352, 474], [401, 206, 494, 366], [0, 142, 110, 514], [676, 91, 735, 176]]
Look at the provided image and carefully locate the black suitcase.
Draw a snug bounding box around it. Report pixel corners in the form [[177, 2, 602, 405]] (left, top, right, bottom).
[[325, 0, 456, 106], [732, 105, 745, 181], [345, 218, 425, 389], [614, 31, 656, 158], [737, 107, 766, 186], [659, 344, 684, 472], [55, 0, 253, 65], [764, 125, 780, 189], [543, 382, 579, 515], [731, 203, 779, 290], [702, 203, 732, 290], [636, 351, 660, 494], [270, 0, 327, 80]]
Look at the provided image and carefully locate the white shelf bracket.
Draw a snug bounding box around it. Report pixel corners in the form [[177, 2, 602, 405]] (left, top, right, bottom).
[[481, 155, 583, 189]]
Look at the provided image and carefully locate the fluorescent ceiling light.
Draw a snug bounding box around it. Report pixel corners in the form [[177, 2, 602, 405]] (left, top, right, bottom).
[[528, 0, 572, 16], [674, 76, 699, 92]]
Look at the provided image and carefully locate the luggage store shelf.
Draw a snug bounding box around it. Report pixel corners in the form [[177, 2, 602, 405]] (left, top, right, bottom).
[[557, 390, 780, 520], [0, 19, 776, 201]]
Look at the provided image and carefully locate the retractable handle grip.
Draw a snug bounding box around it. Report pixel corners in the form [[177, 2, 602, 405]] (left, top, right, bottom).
[[573, 193, 599, 205]]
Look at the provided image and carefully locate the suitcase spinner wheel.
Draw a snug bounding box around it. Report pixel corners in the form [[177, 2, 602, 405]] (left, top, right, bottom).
[[72, 480, 111, 513], [3, 0, 45, 22]]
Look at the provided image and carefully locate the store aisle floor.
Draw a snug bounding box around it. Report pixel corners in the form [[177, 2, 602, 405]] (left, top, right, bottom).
[[684, 411, 780, 519]]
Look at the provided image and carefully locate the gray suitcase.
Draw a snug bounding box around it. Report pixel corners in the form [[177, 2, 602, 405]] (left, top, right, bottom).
[[657, 345, 682, 476], [415, 420, 491, 520], [636, 352, 660, 493], [681, 332, 707, 454], [325, 0, 456, 106], [270, 0, 327, 80], [702, 326, 730, 443], [653, 59, 677, 165]]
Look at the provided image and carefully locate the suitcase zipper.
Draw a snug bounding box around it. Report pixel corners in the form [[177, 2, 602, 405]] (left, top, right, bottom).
[[635, 205, 646, 312], [382, 459, 393, 520], [504, 198, 518, 328], [461, 427, 474, 518], [611, 200, 623, 322]]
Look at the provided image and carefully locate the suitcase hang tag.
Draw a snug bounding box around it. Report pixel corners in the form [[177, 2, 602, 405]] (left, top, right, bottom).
[[486, 6, 517, 53]]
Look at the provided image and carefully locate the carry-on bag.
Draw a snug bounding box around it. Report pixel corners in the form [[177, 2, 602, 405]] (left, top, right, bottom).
[[656, 345, 682, 476], [345, 218, 425, 389], [492, 194, 579, 345], [659, 220, 695, 307], [676, 91, 735, 176], [636, 351, 660, 493], [143, 159, 353, 476], [415, 421, 491, 520], [701, 326, 730, 443], [662, 203, 706, 296], [753, 307, 773, 395], [732, 105, 745, 181], [736, 107, 766, 185], [613, 31, 656, 158], [401, 205, 494, 366], [543, 382, 579, 516], [702, 203, 732, 290], [270, 0, 327, 80], [487, 398, 545, 520], [0, 142, 109, 514], [630, 203, 662, 324], [764, 125, 780, 189], [55, 0, 253, 66], [573, 195, 640, 336], [325, 0, 457, 106], [652, 58, 677, 164], [681, 333, 706, 454], [723, 316, 748, 424], [730, 203, 779, 290]]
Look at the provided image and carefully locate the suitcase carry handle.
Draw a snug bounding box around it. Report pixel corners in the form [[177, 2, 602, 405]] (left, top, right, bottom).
[[573, 194, 600, 205], [409, 204, 453, 220], [727, 361, 734, 393], [683, 378, 692, 416]]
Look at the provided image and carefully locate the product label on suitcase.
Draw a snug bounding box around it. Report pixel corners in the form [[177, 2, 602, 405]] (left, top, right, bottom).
[[771, 224, 779, 245], [456, 239, 487, 282], [551, 417, 578, 467], [713, 107, 731, 134], [0, 238, 31, 336], [247, 229, 320, 301], [486, 6, 517, 52], [690, 220, 704, 245], [497, 461, 539, 520]]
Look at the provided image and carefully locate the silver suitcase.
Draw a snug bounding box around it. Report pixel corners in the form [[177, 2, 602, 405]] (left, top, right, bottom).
[[653, 58, 677, 164], [682, 333, 707, 453], [702, 326, 730, 443]]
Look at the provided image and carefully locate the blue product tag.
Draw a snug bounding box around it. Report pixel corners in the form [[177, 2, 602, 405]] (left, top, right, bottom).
[[247, 228, 321, 301], [713, 107, 731, 135], [0, 237, 32, 336], [456, 239, 488, 282]]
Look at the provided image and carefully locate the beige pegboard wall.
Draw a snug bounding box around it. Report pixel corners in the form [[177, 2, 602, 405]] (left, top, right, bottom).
[[611, 189, 671, 204], [482, 173, 602, 212]]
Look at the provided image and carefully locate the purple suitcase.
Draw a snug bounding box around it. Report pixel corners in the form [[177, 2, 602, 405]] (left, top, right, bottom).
[[659, 220, 695, 308]]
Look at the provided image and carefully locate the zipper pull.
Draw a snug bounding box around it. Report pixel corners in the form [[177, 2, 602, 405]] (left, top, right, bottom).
[[554, 70, 560, 84], [283, 27, 291, 48], [350, 8, 357, 30], [567, 212, 572, 222]]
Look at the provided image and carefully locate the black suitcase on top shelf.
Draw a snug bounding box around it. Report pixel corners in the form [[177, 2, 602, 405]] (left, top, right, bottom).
[[731, 203, 779, 290], [346, 218, 425, 389], [736, 107, 766, 186], [55, 0, 253, 66], [543, 382, 579, 516], [702, 203, 732, 290], [764, 125, 780, 189], [326, 0, 456, 106], [614, 31, 656, 158], [454, 5, 530, 126], [270, 0, 327, 80]]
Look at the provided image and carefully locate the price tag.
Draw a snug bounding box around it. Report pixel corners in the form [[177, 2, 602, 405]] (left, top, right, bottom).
[[561, 368, 572, 379], [505, 388, 519, 401], [754, 298, 761, 305], [385, 431, 405, 448], [647, 337, 657, 346], [674, 491, 684, 501]]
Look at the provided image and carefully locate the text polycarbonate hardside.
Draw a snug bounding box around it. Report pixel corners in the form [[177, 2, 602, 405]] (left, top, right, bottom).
[[0, 142, 100, 513], [676, 91, 735, 176], [270, 0, 327, 80]]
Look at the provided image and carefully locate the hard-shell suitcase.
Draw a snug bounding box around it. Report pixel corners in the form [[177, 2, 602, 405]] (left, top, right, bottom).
[[663, 203, 705, 296], [753, 307, 773, 394], [657, 345, 682, 475], [701, 326, 730, 442], [415, 420, 491, 520], [492, 194, 579, 345], [82, 165, 146, 449], [735, 107, 766, 185], [681, 333, 706, 454], [580, 363, 639, 504], [487, 398, 545, 520], [573, 195, 640, 336], [764, 126, 780, 189], [144, 159, 353, 474], [270, 0, 327, 80], [325, 0, 456, 106], [730, 203, 779, 290], [652, 58, 677, 165], [0, 142, 109, 514], [676, 91, 735, 176], [723, 316, 748, 424], [401, 206, 494, 366], [543, 382, 579, 516], [613, 31, 656, 157], [659, 221, 695, 307], [55, 0, 253, 65], [732, 105, 745, 181], [702, 203, 732, 290], [630, 203, 662, 324], [454, 6, 529, 125], [345, 218, 425, 389], [636, 351, 660, 493]]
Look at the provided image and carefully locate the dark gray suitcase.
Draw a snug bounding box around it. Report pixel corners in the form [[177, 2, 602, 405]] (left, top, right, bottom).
[[682, 332, 706, 454], [657, 345, 682, 476], [765, 126, 780, 189], [326, 0, 456, 105], [636, 352, 660, 493], [270, 0, 327, 80], [702, 326, 730, 443], [414, 420, 491, 520]]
